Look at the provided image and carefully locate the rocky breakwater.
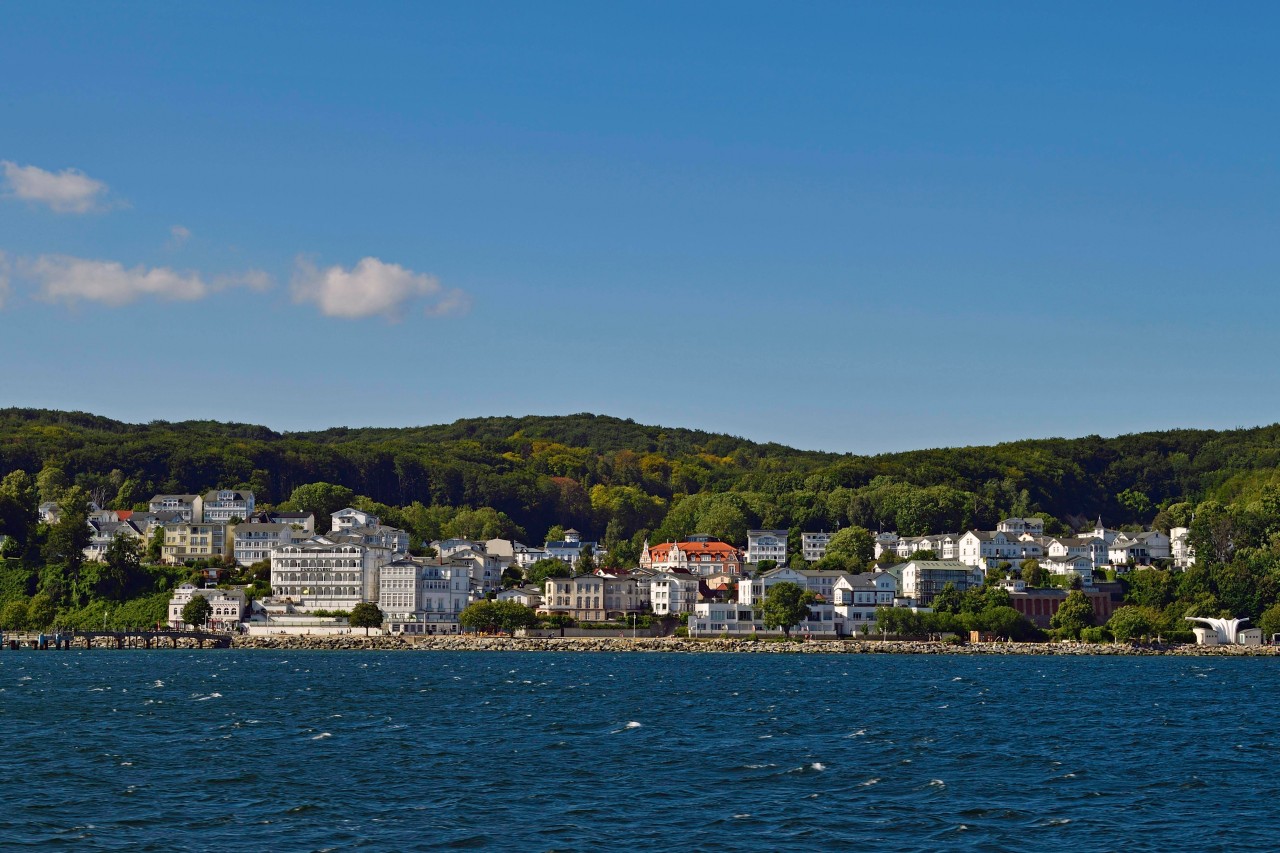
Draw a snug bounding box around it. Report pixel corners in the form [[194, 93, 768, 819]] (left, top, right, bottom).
[[229, 635, 1280, 655]]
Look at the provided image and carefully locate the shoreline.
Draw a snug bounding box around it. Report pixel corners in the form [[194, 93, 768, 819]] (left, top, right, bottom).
[[224, 635, 1280, 656]]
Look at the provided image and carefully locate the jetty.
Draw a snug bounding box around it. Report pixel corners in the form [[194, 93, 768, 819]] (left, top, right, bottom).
[[2, 630, 233, 650]]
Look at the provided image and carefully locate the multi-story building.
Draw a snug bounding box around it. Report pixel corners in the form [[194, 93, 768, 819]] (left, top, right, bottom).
[[83, 519, 145, 562], [1046, 536, 1109, 568], [331, 507, 380, 532], [649, 571, 701, 615], [802, 531, 831, 562], [641, 536, 744, 576], [1000, 579, 1116, 629], [337, 524, 410, 554], [1171, 527, 1196, 568], [541, 574, 606, 622], [1041, 554, 1095, 584], [957, 530, 1041, 570], [162, 522, 230, 564], [270, 537, 386, 613], [746, 529, 788, 565], [997, 517, 1045, 536], [167, 583, 246, 631], [231, 522, 299, 566], [149, 494, 203, 523], [544, 529, 600, 568], [201, 489, 255, 523], [380, 557, 471, 634], [898, 560, 983, 605]]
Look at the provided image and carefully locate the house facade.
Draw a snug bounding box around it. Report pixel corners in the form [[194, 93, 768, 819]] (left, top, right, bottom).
[[802, 531, 831, 562], [201, 489, 255, 523], [270, 537, 386, 613], [746, 529, 788, 565], [641, 536, 744, 576]]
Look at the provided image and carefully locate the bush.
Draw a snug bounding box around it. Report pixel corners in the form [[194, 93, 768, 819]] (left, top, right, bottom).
[[673, 627, 689, 638], [1079, 626, 1110, 643]]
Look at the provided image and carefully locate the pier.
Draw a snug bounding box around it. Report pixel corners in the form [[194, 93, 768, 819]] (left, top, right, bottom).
[[2, 630, 233, 650]]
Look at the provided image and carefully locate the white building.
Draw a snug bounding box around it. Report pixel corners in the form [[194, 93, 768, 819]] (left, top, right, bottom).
[[1171, 527, 1196, 568], [544, 529, 600, 568], [149, 494, 203, 523], [379, 557, 471, 634], [270, 536, 387, 613], [83, 519, 145, 562], [330, 507, 380, 532], [649, 571, 701, 615], [1041, 554, 1095, 584], [801, 531, 831, 562], [231, 522, 299, 566], [168, 583, 246, 631], [1045, 536, 1108, 568], [201, 489, 255, 523], [957, 530, 1040, 570], [497, 586, 544, 608], [746, 529, 788, 565], [873, 532, 900, 558], [337, 524, 411, 555], [997, 517, 1045, 536]]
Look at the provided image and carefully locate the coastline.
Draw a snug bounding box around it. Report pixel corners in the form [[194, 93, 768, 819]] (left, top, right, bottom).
[[225, 635, 1280, 656]]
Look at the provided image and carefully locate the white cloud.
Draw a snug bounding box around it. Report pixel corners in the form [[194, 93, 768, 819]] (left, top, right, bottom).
[[169, 224, 192, 246], [2, 161, 110, 213], [21, 254, 272, 307], [291, 256, 470, 320]]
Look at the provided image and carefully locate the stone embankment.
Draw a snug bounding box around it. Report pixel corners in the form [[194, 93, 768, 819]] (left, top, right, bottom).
[[229, 635, 1280, 656]]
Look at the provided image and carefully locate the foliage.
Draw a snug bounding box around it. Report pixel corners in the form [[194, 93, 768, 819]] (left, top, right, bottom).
[[526, 558, 571, 588], [349, 601, 384, 634], [1050, 590, 1096, 640], [1107, 606, 1154, 642], [759, 582, 815, 637], [181, 595, 213, 628], [460, 600, 539, 635]]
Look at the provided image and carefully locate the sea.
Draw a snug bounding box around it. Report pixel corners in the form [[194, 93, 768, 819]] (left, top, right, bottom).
[[1, 650, 1277, 851]]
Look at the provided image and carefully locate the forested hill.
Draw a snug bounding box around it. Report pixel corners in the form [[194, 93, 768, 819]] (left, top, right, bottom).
[[3, 407, 1280, 548]]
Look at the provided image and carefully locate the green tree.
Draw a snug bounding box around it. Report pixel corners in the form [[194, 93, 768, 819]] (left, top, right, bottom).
[[1107, 606, 1152, 642], [181, 594, 213, 629], [36, 462, 68, 504], [1050, 589, 1095, 640], [286, 482, 355, 533], [527, 558, 571, 588], [980, 605, 1031, 640], [760, 581, 815, 638], [576, 545, 596, 574], [145, 526, 165, 564], [932, 582, 963, 614], [755, 559, 778, 573], [0, 597, 29, 630], [96, 534, 144, 600], [1019, 559, 1045, 587], [494, 600, 539, 635], [44, 486, 93, 593], [0, 469, 39, 549], [544, 525, 566, 544], [1257, 602, 1280, 642], [349, 601, 383, 635], [787, 552, 808, 570], [26, 592, 56, 629], [825, 526, 875, 568], [459, 600, 501, 634]]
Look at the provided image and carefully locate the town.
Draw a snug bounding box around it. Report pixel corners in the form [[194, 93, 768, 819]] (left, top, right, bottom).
[[19, 487, 1256, 647]]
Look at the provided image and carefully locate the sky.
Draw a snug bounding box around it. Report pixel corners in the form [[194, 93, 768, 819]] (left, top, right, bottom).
[[1, 1, 1277, 454]]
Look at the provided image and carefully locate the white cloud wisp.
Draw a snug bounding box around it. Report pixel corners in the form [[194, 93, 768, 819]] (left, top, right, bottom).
[[2, 161, 110, 213], [291, 256, 471, 320], [23, 255, 271, 307]]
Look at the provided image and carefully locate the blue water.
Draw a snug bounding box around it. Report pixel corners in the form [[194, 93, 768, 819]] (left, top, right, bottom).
[[1, 651, 1277, 851]]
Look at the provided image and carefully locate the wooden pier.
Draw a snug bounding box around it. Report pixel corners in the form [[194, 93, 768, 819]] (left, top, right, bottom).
[[2, 630, 233, 650]]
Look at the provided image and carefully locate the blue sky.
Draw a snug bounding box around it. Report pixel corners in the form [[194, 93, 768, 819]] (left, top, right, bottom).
[[1, 2, 1277, 453]]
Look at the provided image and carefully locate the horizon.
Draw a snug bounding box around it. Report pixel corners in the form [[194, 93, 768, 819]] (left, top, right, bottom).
[[4, 4, 1280, 453]]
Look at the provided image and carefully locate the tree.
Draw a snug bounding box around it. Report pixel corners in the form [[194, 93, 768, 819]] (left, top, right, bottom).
[[932, 582, 963, 614], [760, 581, 815, 638], [0, 469, 39, 549], [1107, 606, 1152, 642], [44, 486, 93, 592], [1020, 559, 1045, 587], [981, 605, 1031, 640], [1050, 589, 1095, 640], [459, 600, 501, 634], [0, 598, 29, 630], [576, 545, 596, 574], [181, 595, 213, 629], [349, 602, 383, 635], [36, 462, 68, 504], [544, 525, 566, 544], [1257, 602, 1280, 642], [825, 526, 875, 568], [788, 552, 808, 570], [146, 526, 165, 564], [26, 592, 56, 629], [96, 534, 144, 600], [527, 558, 571, 588], [286, 483, 355, 533], [755, 559, 778, 573], [494, 600, 539, 636]]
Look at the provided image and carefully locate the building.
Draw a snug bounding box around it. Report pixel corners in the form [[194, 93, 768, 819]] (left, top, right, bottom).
[[802, 531, 831, 562], [1040, 554, 1095, 584], [641, 536, 744, 576], [331, 507, 380, 532], [336, 524, 410, 555], [1171, 527, 1196, 568], [379, 557, 471, 634], [161, 522, 230, 564], [957, 530, 1040, 570], [441, 547, 507, 595], [746, 529, 788, 565], [244, 510, 316, 534], [899, 560, 984, 605], [832, 571, 899, 630], [148, 494, 203, 523], [270, 536, 386, 613], [1001, 580, 1115, 628], [541, 574, 607, 622], [873, 532, 900, 558], [497, 586, 544, 608], [1045, 536, 1108, 568], [201, 489, 255, 523], [231, 522, 298, 566], [83, 519, 145, 562], [544, 529, 600, 568], [997, 517, 1045, 536], [649, 571, 701, 615], [168, 583, 246, 631]]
